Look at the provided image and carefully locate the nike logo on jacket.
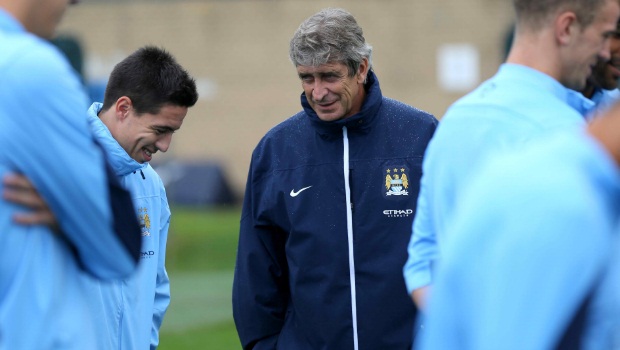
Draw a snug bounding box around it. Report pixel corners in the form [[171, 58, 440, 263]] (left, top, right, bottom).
[[290, 186, 312, 197]]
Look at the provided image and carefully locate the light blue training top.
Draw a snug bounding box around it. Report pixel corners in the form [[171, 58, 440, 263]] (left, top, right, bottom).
[[416, 129, 620, 350], [403, 63, 587, 293], [0, 9, 136, 350], [84, 103, 171, 350]]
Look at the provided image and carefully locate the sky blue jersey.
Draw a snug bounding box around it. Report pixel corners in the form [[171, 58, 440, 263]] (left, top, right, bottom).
[[0, 9, 137, 349], [403, 64, 587, 293], [417, 129, 620, 350]]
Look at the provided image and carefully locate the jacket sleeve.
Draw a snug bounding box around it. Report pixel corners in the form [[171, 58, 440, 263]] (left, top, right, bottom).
[[99, 142, 142, 266], [3, 46, 138, 279], [233, 156, 289, 350], [403, 170, 437, 293], [151, 185, 172, 350]]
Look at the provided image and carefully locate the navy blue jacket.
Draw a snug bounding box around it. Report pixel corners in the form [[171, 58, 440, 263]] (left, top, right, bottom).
[[233, 71, 437, 350]]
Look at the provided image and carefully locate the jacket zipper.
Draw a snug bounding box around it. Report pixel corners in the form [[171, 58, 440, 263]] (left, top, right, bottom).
[[342, 126, 359, 350], [133, 169, 146, 180]]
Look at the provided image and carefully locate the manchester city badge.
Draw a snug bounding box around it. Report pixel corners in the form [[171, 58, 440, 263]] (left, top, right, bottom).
[[384, 167, 409, 197]]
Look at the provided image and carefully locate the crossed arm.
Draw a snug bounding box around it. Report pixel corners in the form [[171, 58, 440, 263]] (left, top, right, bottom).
[[3, 173, 57, 228]]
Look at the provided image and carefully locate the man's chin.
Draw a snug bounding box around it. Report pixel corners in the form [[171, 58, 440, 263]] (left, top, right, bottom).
[[317, 113, 345, 122]]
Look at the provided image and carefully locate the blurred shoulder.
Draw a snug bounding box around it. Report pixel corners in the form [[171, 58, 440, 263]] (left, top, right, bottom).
[[2, 32, 75, 86]]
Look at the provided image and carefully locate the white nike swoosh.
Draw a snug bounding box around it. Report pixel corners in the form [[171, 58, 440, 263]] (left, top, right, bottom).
[[290, 186, 312, 197]]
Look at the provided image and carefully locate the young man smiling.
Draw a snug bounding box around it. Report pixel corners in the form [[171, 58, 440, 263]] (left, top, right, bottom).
[[6, 45, 198, 349], [84, 46, 198, 350]]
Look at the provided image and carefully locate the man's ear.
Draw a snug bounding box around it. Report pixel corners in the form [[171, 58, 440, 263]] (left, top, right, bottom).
[[357, 57, 370, 84], [115, 96, 133, 121], [555, 11, 579, 46]]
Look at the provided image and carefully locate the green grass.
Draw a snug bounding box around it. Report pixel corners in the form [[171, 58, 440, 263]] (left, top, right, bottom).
[[159, 206, 242, 350], [166, 206, 241, 271], [159, 320, 240, 349]]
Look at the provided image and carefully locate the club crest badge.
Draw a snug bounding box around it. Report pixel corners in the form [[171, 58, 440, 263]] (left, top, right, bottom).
[[138, 207, 151, 237], [385, 167, 409, 196]]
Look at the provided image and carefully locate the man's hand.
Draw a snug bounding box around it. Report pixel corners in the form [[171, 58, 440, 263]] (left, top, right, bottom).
[[412, 285, 430, 311], [3, 173, 58, 230]]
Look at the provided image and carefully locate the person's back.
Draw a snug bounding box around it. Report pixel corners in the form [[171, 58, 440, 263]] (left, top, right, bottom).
[[404, 0, 620, 305], [417, 123, 620, 349], [419, 64, 584, 238], [0, 4, 139, 349]]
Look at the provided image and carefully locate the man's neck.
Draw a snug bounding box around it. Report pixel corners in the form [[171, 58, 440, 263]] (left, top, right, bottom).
[[506, 29, 562, 85], [581, 84, 596, 99], [97, 108, 117, 135]]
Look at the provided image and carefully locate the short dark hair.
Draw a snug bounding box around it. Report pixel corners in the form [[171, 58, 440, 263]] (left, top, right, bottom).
[[513, 0, 610, 30], [102, 46, 198, 115]]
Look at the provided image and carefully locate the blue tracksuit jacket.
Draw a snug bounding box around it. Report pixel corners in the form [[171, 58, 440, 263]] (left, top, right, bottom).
[[233, 71, 437, 350]]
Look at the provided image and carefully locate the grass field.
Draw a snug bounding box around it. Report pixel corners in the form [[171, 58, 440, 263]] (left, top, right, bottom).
[[159, 206, 242, 350]]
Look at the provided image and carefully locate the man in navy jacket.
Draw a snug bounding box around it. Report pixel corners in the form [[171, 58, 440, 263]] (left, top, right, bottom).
[[233, 8, 437, 350]]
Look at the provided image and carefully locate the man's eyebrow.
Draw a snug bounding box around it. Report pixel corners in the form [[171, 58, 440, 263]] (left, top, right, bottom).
[[154, 126, 176, 132], [604, 28, 620, 37], [298, 71, 340, 78]]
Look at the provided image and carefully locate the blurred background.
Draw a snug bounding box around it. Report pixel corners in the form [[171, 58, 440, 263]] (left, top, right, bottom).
[[55, 0, 514, 348]]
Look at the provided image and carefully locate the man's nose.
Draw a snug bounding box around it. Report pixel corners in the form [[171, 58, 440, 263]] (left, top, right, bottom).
[[155, 133, 173, 153], [312, 80, 328, 101]]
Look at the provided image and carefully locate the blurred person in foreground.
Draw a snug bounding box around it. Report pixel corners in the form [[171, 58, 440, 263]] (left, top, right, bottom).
[[0, 0, 141, 348], [417, 100, 620, 350], [5, 46, 199, 349], [582, 19, 620, 116], [404, 0, 620, 309], [233, 7, 437, 350]]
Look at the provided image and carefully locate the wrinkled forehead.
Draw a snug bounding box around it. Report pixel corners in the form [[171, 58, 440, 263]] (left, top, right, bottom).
[[296, 61, 347, 74]]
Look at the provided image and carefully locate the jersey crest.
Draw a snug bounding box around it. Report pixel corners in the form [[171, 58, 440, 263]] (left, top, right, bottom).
[[385, 167, 409, 196], [138, 207, 151, 237]]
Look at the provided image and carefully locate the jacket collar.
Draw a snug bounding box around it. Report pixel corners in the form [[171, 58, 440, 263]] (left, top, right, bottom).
[[87, 103, 145, 176], [301, 70, 383, 136]]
